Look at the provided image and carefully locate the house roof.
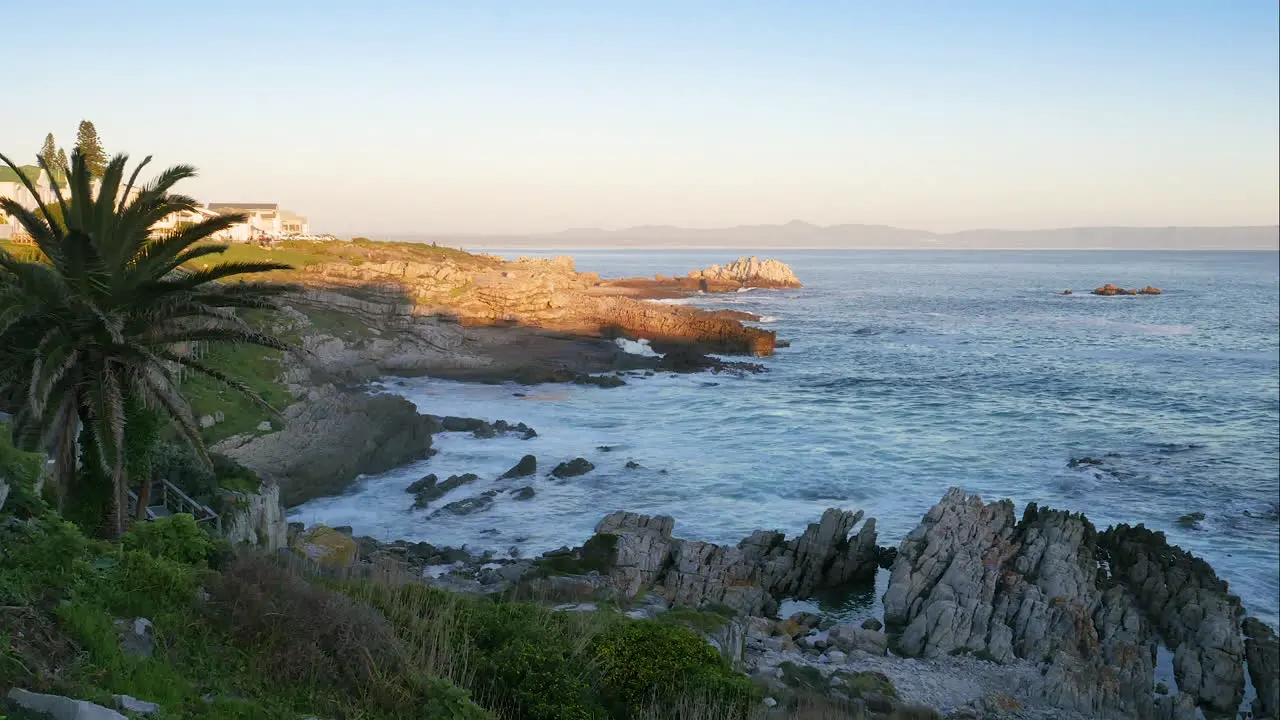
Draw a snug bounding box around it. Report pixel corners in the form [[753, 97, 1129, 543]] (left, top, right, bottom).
[[0, 165, 42, 185], [208, 202, 278, 211]]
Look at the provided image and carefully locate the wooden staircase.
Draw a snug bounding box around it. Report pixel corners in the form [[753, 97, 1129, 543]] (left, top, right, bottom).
[[127, 479, 220, 532]]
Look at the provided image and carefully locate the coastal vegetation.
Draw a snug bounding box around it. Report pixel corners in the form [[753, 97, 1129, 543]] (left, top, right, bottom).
[[0, 149, 799, 719], [0, 148, 293, 537]]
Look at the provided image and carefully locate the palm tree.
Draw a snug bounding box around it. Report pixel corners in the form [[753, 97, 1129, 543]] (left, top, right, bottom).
[[0, 149, 295, 536]]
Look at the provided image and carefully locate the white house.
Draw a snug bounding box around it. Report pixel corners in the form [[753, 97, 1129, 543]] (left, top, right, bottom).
[[206, 203, 309, 241], [2, 170, 311, 246], [0, 165, 63, 242]]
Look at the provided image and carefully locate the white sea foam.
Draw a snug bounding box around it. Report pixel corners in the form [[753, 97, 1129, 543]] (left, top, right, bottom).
[[755, 315, 778, 323], [614, 337, 662, 357]]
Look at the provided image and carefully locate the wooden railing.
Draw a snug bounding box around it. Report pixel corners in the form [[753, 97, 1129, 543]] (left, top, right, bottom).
[[127, 479, 220, 532]]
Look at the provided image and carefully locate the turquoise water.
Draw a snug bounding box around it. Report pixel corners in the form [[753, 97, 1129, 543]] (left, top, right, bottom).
[[292, 250, 1280, 626]]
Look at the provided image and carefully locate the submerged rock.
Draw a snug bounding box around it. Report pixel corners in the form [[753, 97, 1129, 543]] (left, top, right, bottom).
[[510, 486, 536, 501], [408, 473, 479, 509], [434, 494, 494, 516]]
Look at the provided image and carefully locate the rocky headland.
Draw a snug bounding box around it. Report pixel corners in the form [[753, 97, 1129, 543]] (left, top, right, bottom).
[[273, 487, 1278, 720], [205, 251, 795, 505]]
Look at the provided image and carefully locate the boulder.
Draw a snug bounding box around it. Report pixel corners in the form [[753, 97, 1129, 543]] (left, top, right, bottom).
[[510, 486, 536, 501], [502, 455, 537, 478], [552, 458, 595, 478], [6, 688, 127, 720], [829, 625, 888, 656], [117, 617, 155, 658], [1138, 286, 1163, 295], [213, 391, 437, 506], [292, 525, 358, 566]]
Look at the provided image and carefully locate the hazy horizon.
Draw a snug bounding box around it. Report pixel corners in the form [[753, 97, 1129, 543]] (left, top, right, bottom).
[[5, 1, 1278, 236]]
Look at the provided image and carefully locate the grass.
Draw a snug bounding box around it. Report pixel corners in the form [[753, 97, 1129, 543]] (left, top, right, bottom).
[[182, 237, 500, 283], [179, 342, 293, 444]]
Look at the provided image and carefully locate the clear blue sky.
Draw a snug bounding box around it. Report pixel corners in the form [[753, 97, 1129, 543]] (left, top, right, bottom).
[[4, 1, 1277, 235]]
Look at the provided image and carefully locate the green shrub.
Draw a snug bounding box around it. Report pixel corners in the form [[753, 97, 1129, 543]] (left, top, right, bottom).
[[593, 620, 754, 715], [122, 513, 216, 566], [468, 602, 605, 720], [0, 513, 90, 604]]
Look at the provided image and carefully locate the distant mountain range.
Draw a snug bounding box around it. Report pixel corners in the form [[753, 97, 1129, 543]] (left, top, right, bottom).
[[386, 221, 1279, 250]]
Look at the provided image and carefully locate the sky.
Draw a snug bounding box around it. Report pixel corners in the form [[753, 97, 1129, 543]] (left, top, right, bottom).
[[3, 1, 1278, 235]]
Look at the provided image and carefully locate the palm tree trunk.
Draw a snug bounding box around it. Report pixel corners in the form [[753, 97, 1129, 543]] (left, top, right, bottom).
[[134, 480, 151, 522], [51, 401, 80, 511]]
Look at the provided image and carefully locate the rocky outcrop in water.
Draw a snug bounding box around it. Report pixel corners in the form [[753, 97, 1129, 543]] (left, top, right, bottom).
[[1093, 284, 1162, 296], [573, 507, 878, 616], [406, 473, 479, 509], [213, 389, 438, 506], [688, 256, 803, 289], [883, 488, 1249, 718]]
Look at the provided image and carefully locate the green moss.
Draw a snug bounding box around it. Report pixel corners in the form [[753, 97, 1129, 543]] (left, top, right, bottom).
[[839, 669, 899, 700], [658, 608, 730, 635], [300, 307, 376, 341], [536, 533, 618, 577], [778, 661, 826, 691]]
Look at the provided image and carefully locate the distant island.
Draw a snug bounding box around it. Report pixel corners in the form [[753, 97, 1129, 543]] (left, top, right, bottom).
[[379, 221, 1280, 251]]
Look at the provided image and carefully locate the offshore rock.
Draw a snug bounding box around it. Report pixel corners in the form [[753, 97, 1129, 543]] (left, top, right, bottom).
[[688, 256, 803, 288], [502, 454, 538, 478], [582, 508, 878, 616], [551, 457, 595, 478], [884, 488, 1249, 718]]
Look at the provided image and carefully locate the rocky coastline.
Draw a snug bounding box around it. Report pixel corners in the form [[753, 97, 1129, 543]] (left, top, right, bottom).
[[272, 488, 1278, 720], [207, 254, 791, 505]]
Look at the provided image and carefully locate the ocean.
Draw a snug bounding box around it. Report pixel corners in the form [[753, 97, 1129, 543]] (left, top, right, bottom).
[[291, 250, 1280, 627]]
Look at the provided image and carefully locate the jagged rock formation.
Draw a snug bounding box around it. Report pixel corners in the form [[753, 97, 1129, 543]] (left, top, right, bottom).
[[883, 488, 1250, 718], [213, 389, 438, 506], [688, 256, 803, 288], [1099, 523, 1245, 714], [1244, 616, 1280, 719], [584, 508, 877, 616]]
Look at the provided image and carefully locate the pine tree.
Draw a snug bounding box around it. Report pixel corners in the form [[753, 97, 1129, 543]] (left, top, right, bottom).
[[39, 133, 58, 171], [56, 149, 69, 182], [75, 120, 107, 177]]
